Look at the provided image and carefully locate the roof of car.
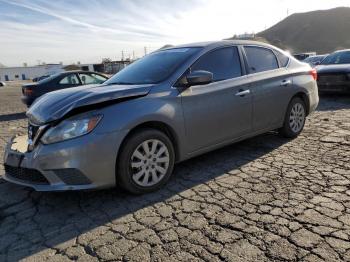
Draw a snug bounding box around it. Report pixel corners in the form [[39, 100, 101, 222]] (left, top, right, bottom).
[[333, 49, 350, 53], [163, 40, 275, 50], [62, 70, 104, 74]]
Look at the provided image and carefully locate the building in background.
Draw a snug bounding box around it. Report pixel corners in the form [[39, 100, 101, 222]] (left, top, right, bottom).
[[0, 60, 132, 81], [64, 63, 105, 73], [0, 64, 64, 81], [103, 60, 130, 75]]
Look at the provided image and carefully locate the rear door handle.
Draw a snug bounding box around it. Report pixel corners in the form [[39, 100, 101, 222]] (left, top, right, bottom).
[[235, 89, 250, 97], [280, 80, 292, 86]]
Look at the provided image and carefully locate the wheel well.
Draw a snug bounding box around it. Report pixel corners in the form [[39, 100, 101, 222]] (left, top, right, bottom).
[[293, 92, 310, 115], [118, 121, 179, 162]]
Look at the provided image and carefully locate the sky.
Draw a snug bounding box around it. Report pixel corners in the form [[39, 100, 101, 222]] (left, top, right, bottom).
[[0, 0, 349, 66]]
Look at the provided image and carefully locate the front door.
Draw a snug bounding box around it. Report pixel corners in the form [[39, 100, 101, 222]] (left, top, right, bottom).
[[180, 46, 253, 153]]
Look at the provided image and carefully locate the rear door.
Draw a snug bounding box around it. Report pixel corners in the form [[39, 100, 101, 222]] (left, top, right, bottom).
[[243, 46, 292, 131], [180, 46, 253, 153]]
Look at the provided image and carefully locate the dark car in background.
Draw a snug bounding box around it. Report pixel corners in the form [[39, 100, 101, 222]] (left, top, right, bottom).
[[33, 75, 51, 82], [22, 71, 108, 106], [293, 52, 316, 61], [303, 55, 327, 67], [316, 50, 350, 94]]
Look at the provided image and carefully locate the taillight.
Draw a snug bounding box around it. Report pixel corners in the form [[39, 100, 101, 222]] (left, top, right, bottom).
[[310, 68, 318, 81], [24, 88, 33, 96]]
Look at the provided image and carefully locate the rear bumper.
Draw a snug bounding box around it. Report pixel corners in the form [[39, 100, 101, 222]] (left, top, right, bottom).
[[3, 130, 128, 191], [21, 96, 35, 106], [317, 83, 350, 94], [307, 82, 319, 115]]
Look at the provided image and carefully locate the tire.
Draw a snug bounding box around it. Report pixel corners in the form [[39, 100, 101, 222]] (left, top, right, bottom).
[[279, 97, 306, 138], [116, 128, 175, 194]]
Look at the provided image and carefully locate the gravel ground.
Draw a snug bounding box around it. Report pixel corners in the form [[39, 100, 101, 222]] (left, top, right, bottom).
[[0, 82, 350, 262]]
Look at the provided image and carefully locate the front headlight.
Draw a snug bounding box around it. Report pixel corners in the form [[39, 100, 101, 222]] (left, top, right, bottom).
[[41, 114, 102, 144]]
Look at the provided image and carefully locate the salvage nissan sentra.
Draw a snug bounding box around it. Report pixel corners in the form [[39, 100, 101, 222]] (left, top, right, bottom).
[[3, 40, 319, 194]]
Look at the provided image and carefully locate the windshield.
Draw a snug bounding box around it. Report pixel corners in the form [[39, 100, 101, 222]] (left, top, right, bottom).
[[321, 51, 350, 65], [105, 47, 200, 85]]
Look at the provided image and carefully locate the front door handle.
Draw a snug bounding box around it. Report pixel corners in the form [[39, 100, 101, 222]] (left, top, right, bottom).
[[235, 89, 250, 97], [280, 80, 292, 86]]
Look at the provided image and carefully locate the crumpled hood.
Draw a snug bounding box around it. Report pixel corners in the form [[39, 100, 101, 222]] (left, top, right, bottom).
[[27, 83, 153, 125], [316, 64, 350, 74]]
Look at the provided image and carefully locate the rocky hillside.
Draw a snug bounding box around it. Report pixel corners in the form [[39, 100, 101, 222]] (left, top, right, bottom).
[[258, 7, 350, 53]]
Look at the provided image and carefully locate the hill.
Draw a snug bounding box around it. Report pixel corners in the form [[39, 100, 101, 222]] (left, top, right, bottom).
[[257, 7, 350, 54]]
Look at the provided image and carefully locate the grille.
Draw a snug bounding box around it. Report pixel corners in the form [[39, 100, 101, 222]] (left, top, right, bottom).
[[4, 165, 49, 184]]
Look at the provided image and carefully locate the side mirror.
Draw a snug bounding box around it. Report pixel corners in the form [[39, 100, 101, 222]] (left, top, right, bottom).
[[186, 70, 213, 86], [314, 61, 321, 65]]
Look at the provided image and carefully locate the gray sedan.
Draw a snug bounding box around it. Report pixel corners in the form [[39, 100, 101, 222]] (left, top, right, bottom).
[[3, 40, 319, 194]]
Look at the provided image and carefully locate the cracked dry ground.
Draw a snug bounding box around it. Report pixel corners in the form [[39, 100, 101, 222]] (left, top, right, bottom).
[[0, 84, 350, 262]]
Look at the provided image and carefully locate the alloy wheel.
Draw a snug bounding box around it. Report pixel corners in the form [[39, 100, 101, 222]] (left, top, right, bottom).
[[289, 102, 305, 133], [130, 139, 170, 187]]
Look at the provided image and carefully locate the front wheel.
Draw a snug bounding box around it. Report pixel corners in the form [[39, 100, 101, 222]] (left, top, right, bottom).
[[116, 128, 175, 194], [279, 97, 306, 138]]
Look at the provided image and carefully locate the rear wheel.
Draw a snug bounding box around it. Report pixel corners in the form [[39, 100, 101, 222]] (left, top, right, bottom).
[[279, 97, 306, 138], [116, 128, 175, 194]]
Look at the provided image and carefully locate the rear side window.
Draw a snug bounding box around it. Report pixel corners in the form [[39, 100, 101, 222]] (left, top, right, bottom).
[[191, 47, 242, 82], [59, 74, 79, 85], [275, 50, 290, 67], [244, 46, 278, 73], [79, 73, 107, 85]]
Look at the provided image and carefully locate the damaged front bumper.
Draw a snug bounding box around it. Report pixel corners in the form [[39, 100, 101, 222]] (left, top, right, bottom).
[[3, 130, 126, 191]]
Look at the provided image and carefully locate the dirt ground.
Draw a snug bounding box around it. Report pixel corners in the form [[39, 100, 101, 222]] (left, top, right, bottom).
[[0, 82, 350, 261]]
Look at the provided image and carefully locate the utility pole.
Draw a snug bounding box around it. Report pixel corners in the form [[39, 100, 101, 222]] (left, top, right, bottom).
[[121, 50, 125, 61]]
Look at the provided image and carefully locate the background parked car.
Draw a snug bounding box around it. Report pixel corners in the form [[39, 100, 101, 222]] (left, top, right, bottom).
[[32, 75, 51, 82], [303, 55, 327, 67], [293, 52, 316, 61], [0, 81, 5, 87], [316, 49, 350, 94], [21, 70, 109, 106]]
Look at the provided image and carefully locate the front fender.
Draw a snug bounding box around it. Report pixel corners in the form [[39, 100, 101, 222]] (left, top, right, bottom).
[[96, 94, 187, 161]]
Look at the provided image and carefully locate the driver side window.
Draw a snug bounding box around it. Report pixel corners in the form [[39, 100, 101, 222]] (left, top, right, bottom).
[[191, 47, 242, 82]]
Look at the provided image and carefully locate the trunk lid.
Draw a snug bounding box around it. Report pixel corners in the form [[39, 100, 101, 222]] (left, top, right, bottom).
[[316, 64, 350, 74]]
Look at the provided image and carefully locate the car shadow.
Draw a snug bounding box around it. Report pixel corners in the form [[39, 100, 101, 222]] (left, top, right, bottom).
[[0, 131, 290, 261], [317, 94, 350, 111], [0, 112, 26, 122]]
